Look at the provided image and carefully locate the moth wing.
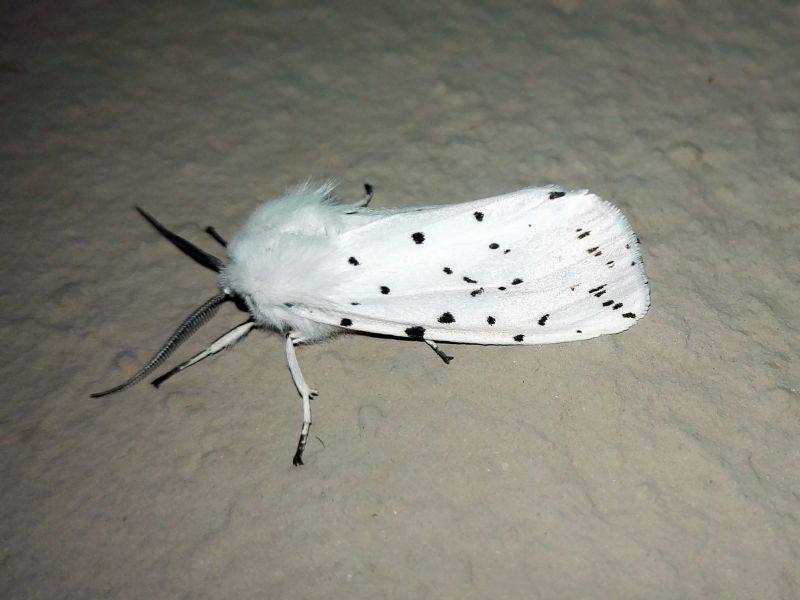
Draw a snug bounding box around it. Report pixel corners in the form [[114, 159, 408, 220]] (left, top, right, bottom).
[[290, 186, 650, 345]]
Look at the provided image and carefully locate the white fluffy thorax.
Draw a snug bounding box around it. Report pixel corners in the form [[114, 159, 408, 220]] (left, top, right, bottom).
[[220, 182, 355, 341]]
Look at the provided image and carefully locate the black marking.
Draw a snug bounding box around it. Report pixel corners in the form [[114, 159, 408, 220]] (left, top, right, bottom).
[[498, 286, 507, 291], [438, 312, 455, 324], [380, 286, 390, 294], [631, 261, 636, 266], [350, 302, 360, 305], [463, 276, 477, 284], [625, 243, 630, 249], [511, 278, 523, 285], [636, 236, 641, 244], [405, 326, 426, 339], [548, 191, 566, 199], [576, 329, 582, 333], [594, 250, 602, 257], [340, 318, 353, 327], [470, 287, 484, 297], [284, 302, 294, 307], [443, 267, 453, 274], [348, 256, 360, 266], [489, 243, 499, 250], [576, 228, 582, 232], [587, 247, 599, 254], [503, 249, 510, 254], [588, 285, 606, 294], [474, 211, 484, 221], [622, 312, 637, 319], [412, 232, 425, 244], [613, 303, 623, 310], [578, 231, 590, 239], [487, 316, 496, 325], [513, 334, 525, 342], [606, 260, 615, 268], [602, 300, 614, 307], [594, 290, 607, 297], [538, 314, 549, 326]]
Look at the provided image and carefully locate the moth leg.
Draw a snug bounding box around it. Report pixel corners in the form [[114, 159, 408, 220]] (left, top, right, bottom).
[[151, 320, 256, 388], [285, 332, 319, 466], [350, 183, 374, 208], [205, 226, 228, 248], [424, 339, 453, 365]]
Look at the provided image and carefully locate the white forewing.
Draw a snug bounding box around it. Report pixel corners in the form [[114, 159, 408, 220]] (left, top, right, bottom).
[[278, 185, 650, 345]]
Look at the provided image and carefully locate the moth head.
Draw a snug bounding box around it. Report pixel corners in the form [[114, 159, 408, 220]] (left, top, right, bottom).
[[91, 207, 247, 398]]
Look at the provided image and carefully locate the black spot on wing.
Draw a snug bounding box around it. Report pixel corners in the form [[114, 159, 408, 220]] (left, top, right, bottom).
[[470, 287, 484, 297], [548, 191, 565, 199], [438, 312, 455, 324], [576, 329, 582, 333], [613, 303, 623, 310], [578, 231, 590, 239], [473, 211, 484, 221], [587, 247, 599, 254], [602, 300, 614, 307], [405, 326, 426, 339], [622, 312, 636, 319], [489, 243, 499, 249], [340, 318, 353, 327], [487, 316, 496, 325], [380, 286, 390, 294], [538, 314, 549, 326], [348, 256, 360, 266], [511, 278, 523, 285], [443, 267, 453, 274], [350, 302, 360, 305], [513, 334, 524, 342], [588, 284, 606, 294], [498, 286, 507, 291], [503, 249, 511, 254], [412, 232, 425, 244], [463, 276, 477, 284]]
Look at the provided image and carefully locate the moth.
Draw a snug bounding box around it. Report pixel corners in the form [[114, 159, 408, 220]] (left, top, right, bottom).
[[93, 182, 650, 465]]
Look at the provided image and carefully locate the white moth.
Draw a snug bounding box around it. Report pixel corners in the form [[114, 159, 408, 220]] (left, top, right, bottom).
[[93, 182, 650, 465]]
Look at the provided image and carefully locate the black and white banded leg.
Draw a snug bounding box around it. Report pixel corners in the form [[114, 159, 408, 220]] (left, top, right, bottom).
[[348, 183, 374, 209], [205, 226, 228, 248], [150, 320, 257, 387], [424, 339, 453, 364], [285, 332, 319, 465]]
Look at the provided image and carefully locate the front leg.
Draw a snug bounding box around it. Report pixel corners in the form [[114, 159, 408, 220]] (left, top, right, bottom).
[[285, 332, 318, 465]]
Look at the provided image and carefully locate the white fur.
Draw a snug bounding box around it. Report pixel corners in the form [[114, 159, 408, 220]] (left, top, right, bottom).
[[221, 182, 650, 346], [220, 182, 353, 341]]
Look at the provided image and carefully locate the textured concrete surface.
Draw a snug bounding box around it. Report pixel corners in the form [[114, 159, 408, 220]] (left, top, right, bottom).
[[1, 2, 798, 598]]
